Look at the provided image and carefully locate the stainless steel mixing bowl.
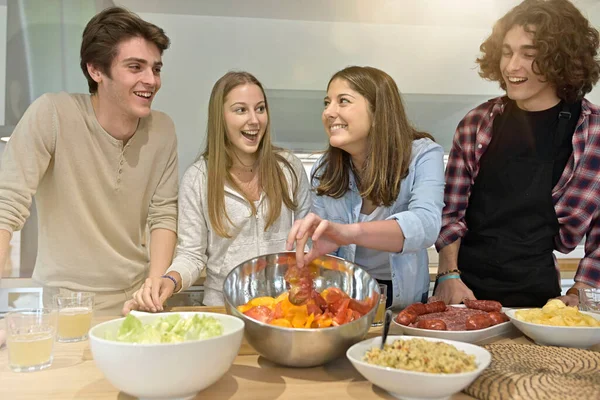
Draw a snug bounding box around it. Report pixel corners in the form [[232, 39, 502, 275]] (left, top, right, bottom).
[[223, 251, 379, 367]]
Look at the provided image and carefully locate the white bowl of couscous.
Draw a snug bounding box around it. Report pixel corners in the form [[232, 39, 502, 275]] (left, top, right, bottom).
[[346, 335, 491, 400]]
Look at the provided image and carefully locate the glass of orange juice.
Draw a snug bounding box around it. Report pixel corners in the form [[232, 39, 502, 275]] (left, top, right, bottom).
[[6, 308, 58, 372], [54, 292, 95, 342], [371, 284, 388, 327]]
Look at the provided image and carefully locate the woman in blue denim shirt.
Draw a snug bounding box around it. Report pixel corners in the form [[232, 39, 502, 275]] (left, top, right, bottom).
[[287, 66, 445, 309]]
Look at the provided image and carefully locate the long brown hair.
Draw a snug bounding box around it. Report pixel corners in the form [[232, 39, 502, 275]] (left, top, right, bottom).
[[313, 66, 433, 206], [80, 6, 170, 94], [203, 71, 299, 238], [477, 0, 600, 103]]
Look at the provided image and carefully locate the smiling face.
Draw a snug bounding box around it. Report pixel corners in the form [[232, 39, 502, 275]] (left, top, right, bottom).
[[223, 83, 268, 164], [500, 24, 559, 111], [90, 36, 162, 121], [322, 78, 372, 162]]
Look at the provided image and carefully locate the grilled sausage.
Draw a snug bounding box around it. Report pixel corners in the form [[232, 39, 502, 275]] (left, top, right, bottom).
[[465, 314, 493, 330], [424, 301, 447, 314], [404, 302, 428, 316], [416, 319, 448, 331], [487, 311, 509, 326], [463, 299, 502, 313], [395, 310, 418, 326]]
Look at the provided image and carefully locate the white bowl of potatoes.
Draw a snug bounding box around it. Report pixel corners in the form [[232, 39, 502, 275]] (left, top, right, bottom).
[[505, 299, 600, 348]]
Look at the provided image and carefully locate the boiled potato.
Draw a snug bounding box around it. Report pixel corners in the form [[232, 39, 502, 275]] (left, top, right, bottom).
[[515, 299, 600, 327]]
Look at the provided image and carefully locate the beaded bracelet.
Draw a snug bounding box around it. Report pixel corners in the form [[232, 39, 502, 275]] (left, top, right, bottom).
[[161, 275, 177, 290], [436, 274, 461, 284], [436, 269, 461, 279]]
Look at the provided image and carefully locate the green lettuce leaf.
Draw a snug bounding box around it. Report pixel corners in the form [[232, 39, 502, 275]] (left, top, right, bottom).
[[107, 314, 223, 344]]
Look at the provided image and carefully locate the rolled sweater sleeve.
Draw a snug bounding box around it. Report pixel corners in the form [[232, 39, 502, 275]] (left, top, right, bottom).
[[0, 94, 57, 233], [166, 164, 207, 292], [147, 125, 178, 233], [389, 143, 445, 253]]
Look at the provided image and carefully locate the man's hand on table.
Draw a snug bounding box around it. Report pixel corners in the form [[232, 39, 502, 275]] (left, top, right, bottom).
[[555, 282, 594, 307], [431, 278, 477, 304]]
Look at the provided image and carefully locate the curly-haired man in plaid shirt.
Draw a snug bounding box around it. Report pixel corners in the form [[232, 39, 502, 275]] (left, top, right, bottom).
[[434, 0, 600, 307]]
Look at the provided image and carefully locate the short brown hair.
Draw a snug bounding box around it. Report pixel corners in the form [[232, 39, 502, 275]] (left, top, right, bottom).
[[477, 0, 600, 102], [314, 66, 433, 206], [80, 6, 170, 93]]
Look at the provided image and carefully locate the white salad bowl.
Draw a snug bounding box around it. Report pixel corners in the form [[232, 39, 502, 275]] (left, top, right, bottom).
[[347, 335, 491, 400], [89, 312, 244, 400]]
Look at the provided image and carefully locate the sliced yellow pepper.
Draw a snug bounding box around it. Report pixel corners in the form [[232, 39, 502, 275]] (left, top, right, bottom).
[[237, 304, 254, 313], [274, 292, 289, 304], [248, 296, 276, 308], [304, 313, 315, 328], [270, 318, 293, 328]]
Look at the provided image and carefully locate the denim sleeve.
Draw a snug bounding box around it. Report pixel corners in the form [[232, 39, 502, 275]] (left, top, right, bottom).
[[388, 143, 445, 253], [309, 157, 328, 220], [309, 157, 340, 257]]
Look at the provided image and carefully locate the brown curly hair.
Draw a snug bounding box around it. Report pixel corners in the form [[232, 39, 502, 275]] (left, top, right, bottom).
[[477, 0, 600, 102]]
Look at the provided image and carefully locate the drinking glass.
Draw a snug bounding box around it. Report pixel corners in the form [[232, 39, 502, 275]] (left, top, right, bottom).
[[578, 288, 600, 314], [6, 308, 57, 372], [371, 284, 388, 327], [54, 292, 95, 342]]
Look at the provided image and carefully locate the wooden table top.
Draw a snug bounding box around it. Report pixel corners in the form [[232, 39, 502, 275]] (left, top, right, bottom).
[[0, 306, 598, 400]]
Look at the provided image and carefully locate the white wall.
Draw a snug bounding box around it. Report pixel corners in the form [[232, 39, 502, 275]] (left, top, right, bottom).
[[124, 1, 600, 177], [136, 14, 502, 175], [0, 2, 6, 126]]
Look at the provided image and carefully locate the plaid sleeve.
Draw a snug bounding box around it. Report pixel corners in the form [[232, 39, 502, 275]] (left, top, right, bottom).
[[435, 111, 483, 251], [576, 207, 600, 287], [436, 100, 500, 251]]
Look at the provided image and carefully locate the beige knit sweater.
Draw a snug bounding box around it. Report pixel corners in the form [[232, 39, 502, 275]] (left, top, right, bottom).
[[0, 92, 178, 291]]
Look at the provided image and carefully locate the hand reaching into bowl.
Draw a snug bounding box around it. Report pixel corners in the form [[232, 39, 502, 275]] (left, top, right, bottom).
[[286, 213, 354, 267]]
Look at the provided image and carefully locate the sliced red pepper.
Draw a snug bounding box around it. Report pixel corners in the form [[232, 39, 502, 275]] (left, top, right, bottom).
[[349, 298, 374, 315], [243, 305, 273, 324]]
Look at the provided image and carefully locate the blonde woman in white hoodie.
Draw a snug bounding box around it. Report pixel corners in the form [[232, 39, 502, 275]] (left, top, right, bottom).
[[123, 71, 311, 313]]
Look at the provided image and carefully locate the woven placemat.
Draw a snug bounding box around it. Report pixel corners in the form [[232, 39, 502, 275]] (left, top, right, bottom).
[[464, 344, 600, 400]]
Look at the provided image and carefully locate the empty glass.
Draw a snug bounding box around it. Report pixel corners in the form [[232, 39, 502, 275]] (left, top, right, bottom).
[[578, 288, 600, 314], [54, 292, 95, 342], [6, 308, 57, 372], [371, 284, 388, 327]]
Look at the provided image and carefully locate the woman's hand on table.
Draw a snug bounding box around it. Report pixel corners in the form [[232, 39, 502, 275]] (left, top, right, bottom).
[[122, 299, 140, 315], [129, 276, 176, 313], [432, 278, 476, 305], [286, 213, 349, 267]]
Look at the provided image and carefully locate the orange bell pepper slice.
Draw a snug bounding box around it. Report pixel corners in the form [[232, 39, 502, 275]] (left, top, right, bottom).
[[286, 304, 309, 328], [270, 318, 293, 328], [237, 303, 254, 313], [274, 292, 289, 303], [248, 296, 276, 308]]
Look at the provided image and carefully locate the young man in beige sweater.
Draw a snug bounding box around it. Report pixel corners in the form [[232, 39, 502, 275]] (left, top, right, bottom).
[[0, 7, 178, 315]]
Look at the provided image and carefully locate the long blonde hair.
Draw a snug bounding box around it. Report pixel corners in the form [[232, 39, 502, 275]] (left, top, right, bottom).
[[203, 71, 299, 238], [313, 66, 433, 206]]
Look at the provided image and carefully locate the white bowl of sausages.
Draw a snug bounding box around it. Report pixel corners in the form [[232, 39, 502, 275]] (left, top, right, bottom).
[[393, 300, 514, 344]]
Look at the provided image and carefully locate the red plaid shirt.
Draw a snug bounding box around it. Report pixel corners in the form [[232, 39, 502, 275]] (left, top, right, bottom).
[[436, 96, 600, 287]]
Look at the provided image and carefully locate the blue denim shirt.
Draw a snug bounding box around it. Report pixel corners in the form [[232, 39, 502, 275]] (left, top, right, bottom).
[[311, 138, 445, 308]]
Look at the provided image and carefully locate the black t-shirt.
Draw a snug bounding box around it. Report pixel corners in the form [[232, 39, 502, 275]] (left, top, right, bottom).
[[485, 99, 581, 187]]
